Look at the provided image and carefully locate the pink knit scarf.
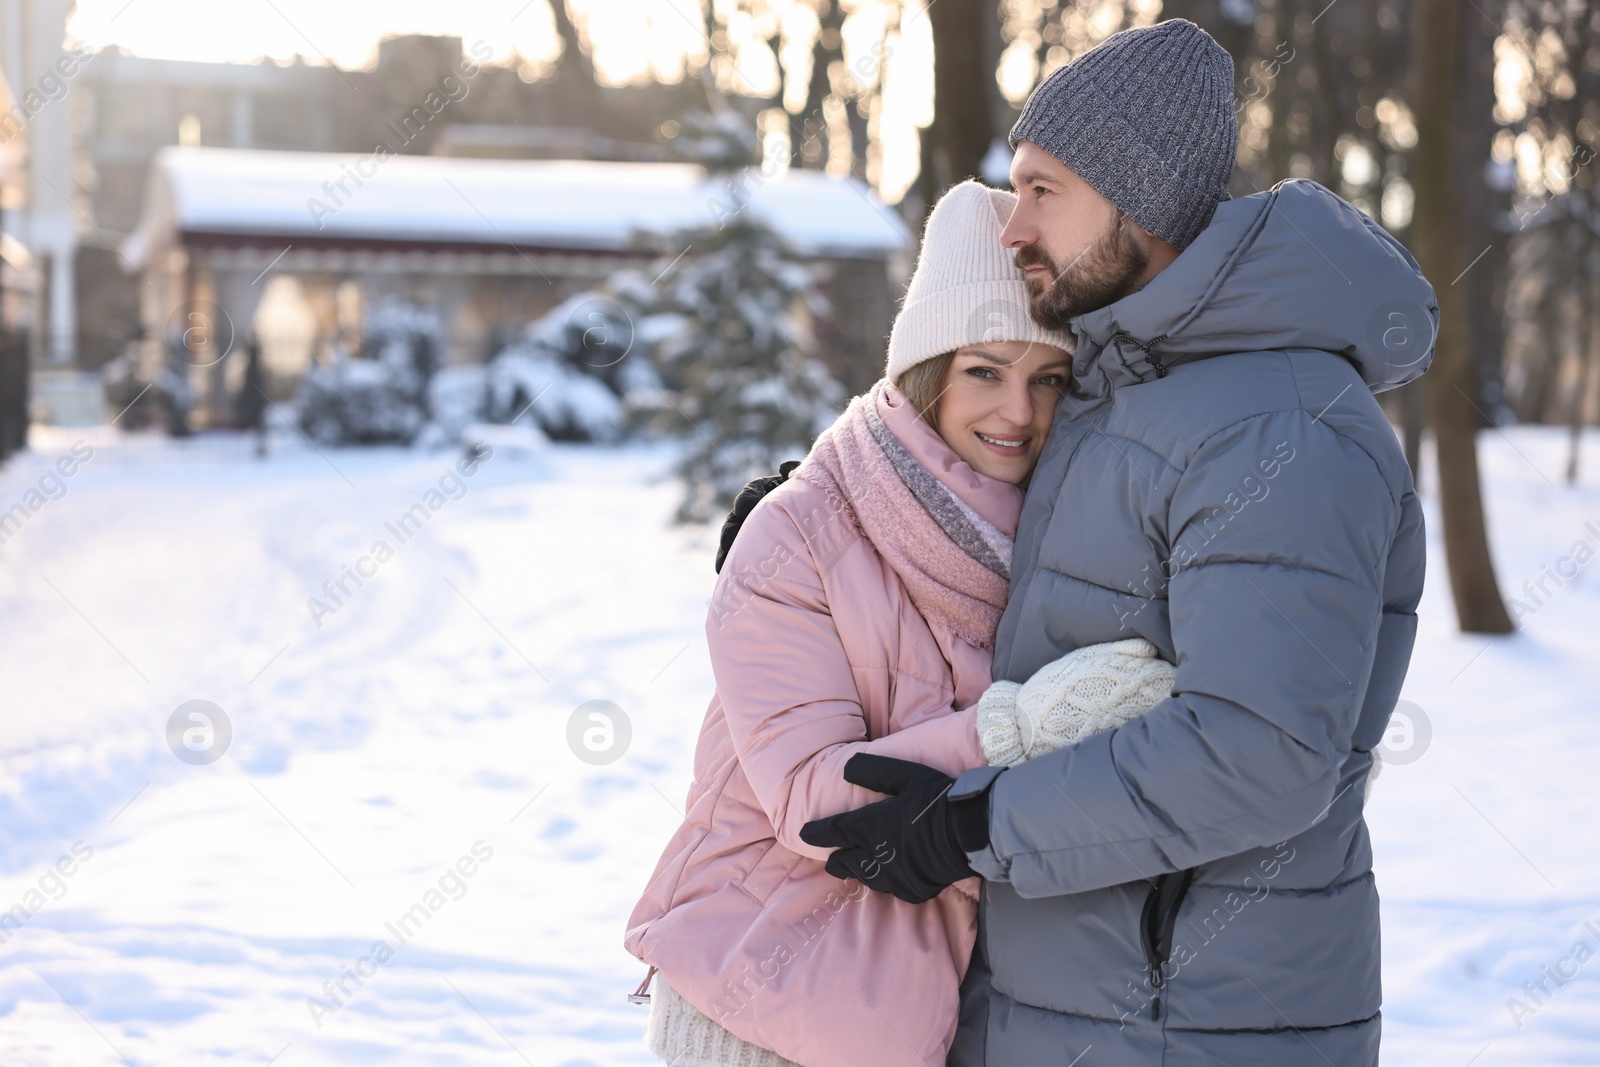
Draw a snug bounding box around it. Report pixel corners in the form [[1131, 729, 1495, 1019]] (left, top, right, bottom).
[[791, 382, 1014, 652]]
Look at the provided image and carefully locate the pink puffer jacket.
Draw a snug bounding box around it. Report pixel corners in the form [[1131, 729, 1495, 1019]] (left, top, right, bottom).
[[623, 387, 1022, 1067]]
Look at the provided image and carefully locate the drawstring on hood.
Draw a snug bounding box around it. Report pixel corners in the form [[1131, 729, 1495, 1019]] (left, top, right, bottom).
[[1106, 330, 1173, 380]]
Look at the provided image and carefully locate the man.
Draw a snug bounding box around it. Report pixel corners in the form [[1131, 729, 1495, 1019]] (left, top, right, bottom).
[[794, 19, 1437, 1065]]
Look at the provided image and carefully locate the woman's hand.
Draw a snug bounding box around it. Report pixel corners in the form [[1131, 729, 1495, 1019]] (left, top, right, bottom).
[[976, 638, 1176, 766]]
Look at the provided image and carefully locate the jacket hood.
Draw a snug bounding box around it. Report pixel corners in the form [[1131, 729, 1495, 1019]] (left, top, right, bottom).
[[1068, 179, 1439, 400]]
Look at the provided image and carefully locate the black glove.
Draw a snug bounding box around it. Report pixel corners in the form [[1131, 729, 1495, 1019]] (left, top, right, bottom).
[[798, 754, 992, 904], [715, 460, 801, 573]]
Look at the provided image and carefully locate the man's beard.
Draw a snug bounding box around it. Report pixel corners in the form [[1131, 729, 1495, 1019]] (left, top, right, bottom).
[[1015, 212, 1150, 331]]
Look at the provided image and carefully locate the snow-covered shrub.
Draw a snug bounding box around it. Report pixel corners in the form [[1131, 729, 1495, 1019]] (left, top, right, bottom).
[[619, 219, 844, 523], [295, 298, 443, 446], [488, 350, 623, 442], [101, 347, 195, 436], [482, 291, 653, 443], [297, 350, 422, 446], [413, 364, 490, 450]]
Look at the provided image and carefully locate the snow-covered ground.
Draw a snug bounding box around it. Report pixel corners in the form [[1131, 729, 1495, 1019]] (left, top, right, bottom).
[[0, 423, 1595, 1065]]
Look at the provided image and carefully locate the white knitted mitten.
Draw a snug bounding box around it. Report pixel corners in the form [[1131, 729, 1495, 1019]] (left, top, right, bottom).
[[976, 638, 1177, 767]]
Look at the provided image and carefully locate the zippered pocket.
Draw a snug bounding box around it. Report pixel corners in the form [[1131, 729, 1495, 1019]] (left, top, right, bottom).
[[1138, 868, 1195, 1021]]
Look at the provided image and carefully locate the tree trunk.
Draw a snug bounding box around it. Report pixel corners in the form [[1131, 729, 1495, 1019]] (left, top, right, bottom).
[[982, 0, 1014, 153], [1307, 4, 1342, 186], [922, 0, 995, 192], [1399, 379, 1424, 488], [1457, 0, 1511, 428], [1410, 0, 1514, 633], [1570, 268, 1599, 484], [795, 0, 844, 170], [847, 98, 871, 181], [1565, 7, 1599, 483], [549, 0, 601, 116], [1265, 0, 1295, 185], [1522, 276, 1563, 423]]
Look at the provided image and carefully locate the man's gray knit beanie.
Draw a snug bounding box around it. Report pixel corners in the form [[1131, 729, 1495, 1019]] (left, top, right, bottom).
[[1008, 19, 1238, 250]]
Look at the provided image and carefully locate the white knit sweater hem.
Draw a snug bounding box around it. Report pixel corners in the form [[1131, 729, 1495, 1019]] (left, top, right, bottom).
[[646, 974, 802, 1067]]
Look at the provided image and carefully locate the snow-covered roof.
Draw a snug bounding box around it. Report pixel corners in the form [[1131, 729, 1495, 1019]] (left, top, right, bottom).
[[123, 146, 912, 268]]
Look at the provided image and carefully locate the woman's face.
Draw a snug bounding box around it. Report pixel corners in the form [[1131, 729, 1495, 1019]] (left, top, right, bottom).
[[934, 341, 1072, 484]]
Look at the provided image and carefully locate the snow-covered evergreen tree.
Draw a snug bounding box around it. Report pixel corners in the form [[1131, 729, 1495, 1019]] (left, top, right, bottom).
[[665, 106, 762, 173], [617, 218, 844, 523]]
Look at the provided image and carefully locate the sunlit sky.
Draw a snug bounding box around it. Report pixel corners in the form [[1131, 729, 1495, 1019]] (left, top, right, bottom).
[[65, 0, 940, 201]]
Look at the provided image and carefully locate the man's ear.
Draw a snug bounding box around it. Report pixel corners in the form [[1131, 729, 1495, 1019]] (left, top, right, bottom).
[[1128, 218, 1183, 279], [1151, 231, 1183, 262], [1122, 214, 1157, 245]]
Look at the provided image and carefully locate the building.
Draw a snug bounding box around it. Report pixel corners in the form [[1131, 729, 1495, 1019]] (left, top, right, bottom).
[[73, 34, 708, 376], [1, 27, 911, 429], [123, 146, 909, 426]]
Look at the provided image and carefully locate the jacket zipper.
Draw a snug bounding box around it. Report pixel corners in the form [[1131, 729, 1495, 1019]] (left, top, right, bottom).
[[1138, 868, 1195, 1021], [628, 964, 656, 1004]]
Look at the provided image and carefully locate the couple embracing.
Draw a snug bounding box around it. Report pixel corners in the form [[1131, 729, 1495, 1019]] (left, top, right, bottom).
[[625, 19, 1436, 1067]]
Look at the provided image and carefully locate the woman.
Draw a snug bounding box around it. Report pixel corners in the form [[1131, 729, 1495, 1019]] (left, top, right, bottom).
[[622, 180, 1172, 1067]]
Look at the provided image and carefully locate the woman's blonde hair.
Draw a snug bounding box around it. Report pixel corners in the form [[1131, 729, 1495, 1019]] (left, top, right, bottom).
[[894, 353, 955, 432]]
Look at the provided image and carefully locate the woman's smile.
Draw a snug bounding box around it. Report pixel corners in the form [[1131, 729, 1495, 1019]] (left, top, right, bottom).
[[975, 430, 1031, 457]]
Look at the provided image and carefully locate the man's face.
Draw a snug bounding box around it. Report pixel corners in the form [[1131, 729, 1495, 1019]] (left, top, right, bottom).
[[1000, 141, 1153, 331]]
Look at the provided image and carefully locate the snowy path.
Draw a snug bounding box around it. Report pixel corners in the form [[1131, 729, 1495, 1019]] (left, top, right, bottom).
[[0, 430, 718, 1065], [0, 425, 1596, 1065]]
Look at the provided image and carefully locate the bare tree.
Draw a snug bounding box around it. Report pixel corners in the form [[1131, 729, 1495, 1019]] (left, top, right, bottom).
[[549, 0, 601, 116], [1496, 0, 1600, 465], [796, 0, 846, 170], [1410, 0, 1514, 633]]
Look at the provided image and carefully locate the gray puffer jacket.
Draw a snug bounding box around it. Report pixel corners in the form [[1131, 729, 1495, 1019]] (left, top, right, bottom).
[[945, 179, 1435, 1066]]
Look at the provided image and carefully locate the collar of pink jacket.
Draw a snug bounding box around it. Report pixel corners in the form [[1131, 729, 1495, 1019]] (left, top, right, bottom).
[[875, 380, 1025, 541]]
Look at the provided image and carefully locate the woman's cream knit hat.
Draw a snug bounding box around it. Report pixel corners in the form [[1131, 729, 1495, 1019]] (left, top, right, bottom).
[[885, 179, 1075, 381]]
